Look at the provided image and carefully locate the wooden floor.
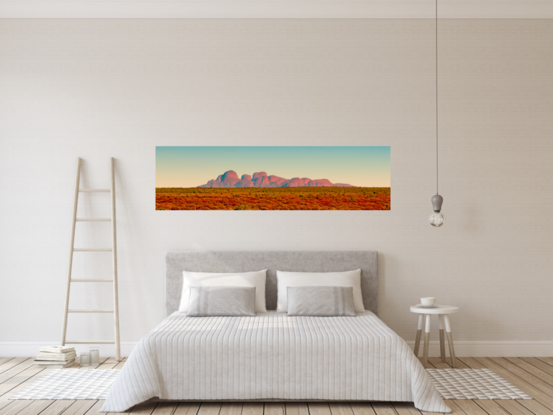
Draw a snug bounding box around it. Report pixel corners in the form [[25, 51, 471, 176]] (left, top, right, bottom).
[[1, 356, 553, 415]]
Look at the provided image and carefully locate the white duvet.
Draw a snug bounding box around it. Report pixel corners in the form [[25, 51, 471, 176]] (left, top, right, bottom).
[[101, 311, 450, 413]]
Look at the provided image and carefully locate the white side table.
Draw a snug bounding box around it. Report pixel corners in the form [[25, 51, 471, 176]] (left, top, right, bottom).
[[410, 305, 459, 368]]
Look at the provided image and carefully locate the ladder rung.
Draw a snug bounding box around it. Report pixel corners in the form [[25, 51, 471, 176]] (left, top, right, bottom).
[[65, 341, 115, 344], [71, 279, 114, 283], [68, 309, 114, 313], [76, 218, 111, 222], [73, 248, 112, 252], [79, 189, 110, 193]]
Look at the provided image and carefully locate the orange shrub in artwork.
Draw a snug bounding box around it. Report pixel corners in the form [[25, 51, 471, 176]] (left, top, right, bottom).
[[156, 187, 391, 211]]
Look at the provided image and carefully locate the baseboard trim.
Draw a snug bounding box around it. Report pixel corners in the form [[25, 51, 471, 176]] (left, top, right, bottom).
[[1, 340, 552, 358]]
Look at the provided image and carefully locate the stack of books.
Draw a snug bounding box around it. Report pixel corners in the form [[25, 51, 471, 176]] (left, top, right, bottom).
[[34, 345, 76, 367]]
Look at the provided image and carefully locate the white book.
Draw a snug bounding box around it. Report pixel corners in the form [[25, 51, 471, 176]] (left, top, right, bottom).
[[36, 352, 76, 359], [39, 345, 75, 354], [35, 352, 76, 361]]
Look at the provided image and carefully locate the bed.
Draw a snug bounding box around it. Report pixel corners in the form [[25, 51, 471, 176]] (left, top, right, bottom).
[[101, 251, 450, 413]]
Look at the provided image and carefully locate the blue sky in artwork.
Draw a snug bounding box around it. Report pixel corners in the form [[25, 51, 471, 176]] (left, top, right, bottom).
[[156, 146, 391, 187]]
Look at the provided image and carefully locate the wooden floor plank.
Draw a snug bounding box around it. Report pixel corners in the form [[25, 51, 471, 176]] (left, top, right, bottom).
[[426, 356, 468, 370], [507, 358, 553, 386], [38, 399, 76, 415], [218, 404, 242, 415], [473, 357, 553, 409], [452, 400, 487, 414], [442, 400, 466, 415], [151, 402, 178, 415], [516, 398, 553, 415], [129, 401, 160, 415], [474, 400, 512, 414], [427, 358, 450, 369], [0, 366, 58, 415], [30, 400, 57, 415], [59, 400, 98, 415], [174, 403, 200, 415], [349, 403, 376, 415], [494, 400, 534, 415], [0, 362, 41, 388], [537, 358, 553, 368], [421, 408, 448, 415], [0, 366, 47, 400], [329, 403, 354, 415], [5, 400, 54, 415], [447, 358, 470, 370], [457, 358, 486, 369], [265, 403, 285, 415], [0, 362, 13, 369], [197, 403, 222, 415], [369, 403, 396, 415], [0, 399, 35, 415], [488, 357, 553, 397], [79, 400, 105, 415], [105, 404, 132, 415], [0, 360, 32, 376], [308, 404, 332, 415], [390, 402, 421, 414], [285, 403, 308, 415], [427, 356, 470, 372], [521, 358, 553, 378]]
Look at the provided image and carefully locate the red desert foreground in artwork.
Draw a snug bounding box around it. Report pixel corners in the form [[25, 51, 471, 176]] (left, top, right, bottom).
[[157, 171, 390, 211]]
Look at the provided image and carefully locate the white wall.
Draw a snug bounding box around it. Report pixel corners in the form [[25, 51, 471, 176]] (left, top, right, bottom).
[[1, 19, 552, 357]]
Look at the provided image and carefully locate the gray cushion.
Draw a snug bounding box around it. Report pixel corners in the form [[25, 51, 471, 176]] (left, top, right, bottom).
[[286, 286, 356, 316], [186, 286, 256, 317]]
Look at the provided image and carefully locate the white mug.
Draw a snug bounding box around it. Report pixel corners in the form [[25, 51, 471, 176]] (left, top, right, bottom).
[[421, 297, 436, 307]]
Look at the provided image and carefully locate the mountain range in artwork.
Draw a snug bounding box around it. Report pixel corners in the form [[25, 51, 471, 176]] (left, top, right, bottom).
[[199, 170, 353, 188], [155, 146, 391, 211]]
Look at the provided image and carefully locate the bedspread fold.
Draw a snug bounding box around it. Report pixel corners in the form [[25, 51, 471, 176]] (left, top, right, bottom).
[[101, 312, 450, 413]]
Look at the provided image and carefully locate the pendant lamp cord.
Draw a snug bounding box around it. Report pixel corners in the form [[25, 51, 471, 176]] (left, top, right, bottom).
[[435, 0, 439, 195]]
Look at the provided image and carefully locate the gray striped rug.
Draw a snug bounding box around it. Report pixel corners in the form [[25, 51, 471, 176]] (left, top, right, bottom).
[[427, 369, 532, 400], [10, 369, 119, 400], [10, 367, 532, 401]]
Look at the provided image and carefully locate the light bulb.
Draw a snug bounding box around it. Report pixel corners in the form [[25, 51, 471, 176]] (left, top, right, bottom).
[[429, 212, 445, 227], [430, 194, 444, 227]]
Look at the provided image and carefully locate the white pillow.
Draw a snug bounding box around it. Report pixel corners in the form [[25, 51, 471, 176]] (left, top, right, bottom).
[[179, 270, 267, 313], [276, 269, 365, 312]]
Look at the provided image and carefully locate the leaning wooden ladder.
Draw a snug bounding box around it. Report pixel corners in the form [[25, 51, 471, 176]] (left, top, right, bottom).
[[60, 157, 121, 361]]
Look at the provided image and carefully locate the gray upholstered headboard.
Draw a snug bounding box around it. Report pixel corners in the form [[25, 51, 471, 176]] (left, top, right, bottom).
[[166, 251, 378, 316]]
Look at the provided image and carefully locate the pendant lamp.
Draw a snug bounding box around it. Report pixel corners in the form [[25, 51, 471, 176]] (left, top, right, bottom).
[[430, 0, 445, 227]]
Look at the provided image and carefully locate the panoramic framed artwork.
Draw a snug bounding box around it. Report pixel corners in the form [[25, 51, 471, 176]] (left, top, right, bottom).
[[156, 146, 390, 211]]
